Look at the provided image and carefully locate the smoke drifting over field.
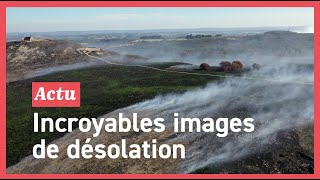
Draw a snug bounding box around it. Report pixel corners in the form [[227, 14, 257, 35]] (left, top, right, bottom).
[[103, 31, 314, 66], [124, 62, 314, 173], [6, 31, 314, 173], [293, 26, 314, 33], [7, 57, 314, 174]]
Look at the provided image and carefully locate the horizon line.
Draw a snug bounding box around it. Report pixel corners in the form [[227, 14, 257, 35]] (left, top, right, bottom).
[[6, 25, 311, 34]]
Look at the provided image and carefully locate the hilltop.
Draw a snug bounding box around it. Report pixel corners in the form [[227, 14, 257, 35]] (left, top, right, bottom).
[[6, 38, 147, 82]]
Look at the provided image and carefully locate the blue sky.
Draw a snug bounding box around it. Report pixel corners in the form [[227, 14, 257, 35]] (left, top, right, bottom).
[[6, 7, 314, 32]]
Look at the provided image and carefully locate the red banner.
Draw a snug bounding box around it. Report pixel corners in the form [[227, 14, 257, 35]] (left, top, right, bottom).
[[32, 82, 80, 107]]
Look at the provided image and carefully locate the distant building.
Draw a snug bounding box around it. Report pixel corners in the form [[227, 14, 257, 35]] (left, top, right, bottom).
[[22, 35, 33, 42]]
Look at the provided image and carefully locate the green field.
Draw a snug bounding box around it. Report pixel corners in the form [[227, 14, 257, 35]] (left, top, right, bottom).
[[6, 62, 230, 167]]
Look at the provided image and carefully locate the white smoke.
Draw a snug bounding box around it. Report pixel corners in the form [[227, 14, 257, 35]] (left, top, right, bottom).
[[7, 59, 314, 174], [125, 62, 314, 173], [293, 26, 314, 33]]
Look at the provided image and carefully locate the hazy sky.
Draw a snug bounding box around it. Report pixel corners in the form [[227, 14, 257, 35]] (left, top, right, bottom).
[[6, 7, 314, 32]]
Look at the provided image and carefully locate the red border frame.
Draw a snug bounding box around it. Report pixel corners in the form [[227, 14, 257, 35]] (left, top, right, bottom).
[[0, 1, 319, 179]]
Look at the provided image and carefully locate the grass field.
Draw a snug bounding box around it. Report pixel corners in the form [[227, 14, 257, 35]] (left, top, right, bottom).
[[6, 62, 232, 167]]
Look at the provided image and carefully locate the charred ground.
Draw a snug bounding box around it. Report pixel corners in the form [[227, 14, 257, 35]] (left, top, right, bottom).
[[6, 31, 314, 173]]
